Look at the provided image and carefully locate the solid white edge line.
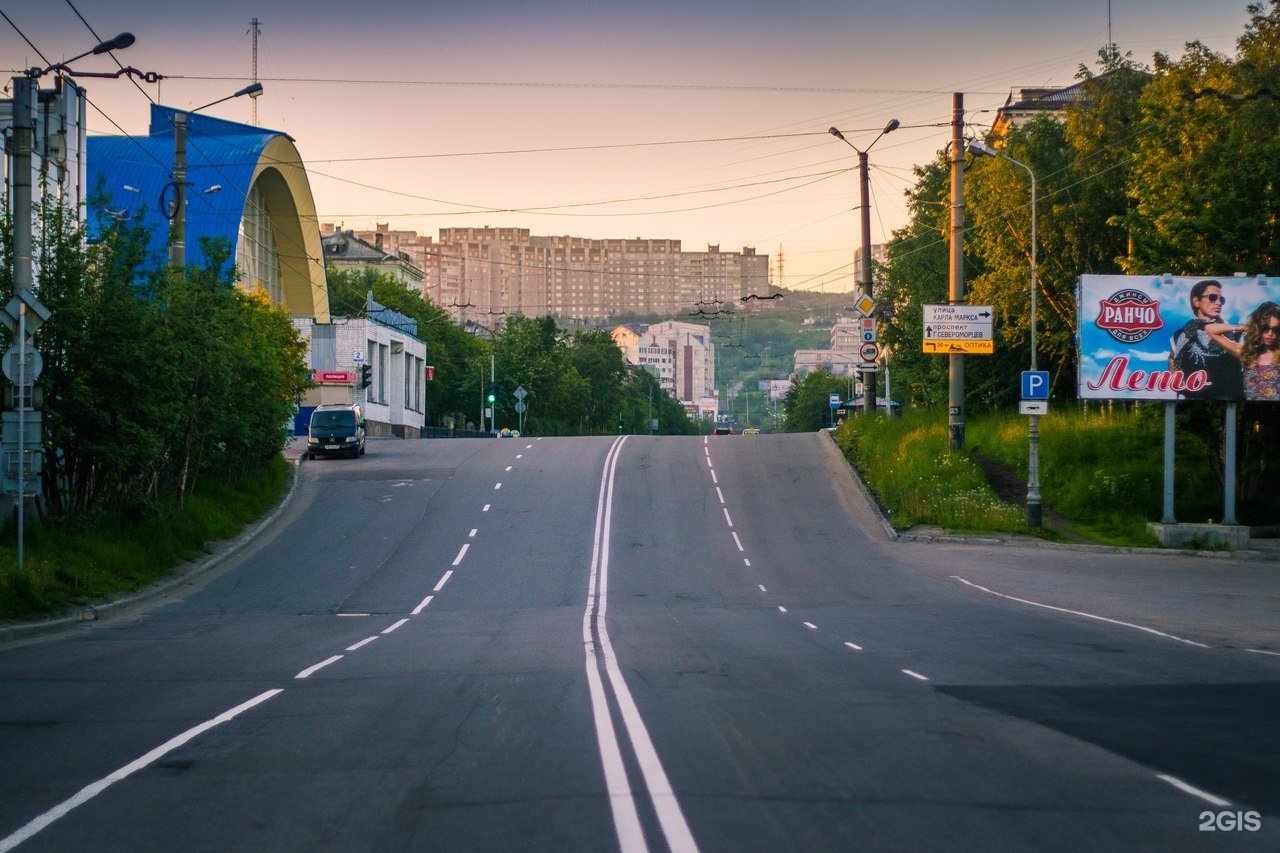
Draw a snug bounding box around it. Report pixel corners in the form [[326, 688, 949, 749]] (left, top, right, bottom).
[[346, 636, 379, 651], [1246, 647, 1280, 657], [412, 595, 434, 615], [433, 569, 454, 592], [296, 655, 344, 679], [452, 544, 470, 566], [1156, 773, 1232, 807], [0, 689, 284, 853], [382, 618, 409, 635], [902, 669, 929, 681], [951, 576, 1211, 648]]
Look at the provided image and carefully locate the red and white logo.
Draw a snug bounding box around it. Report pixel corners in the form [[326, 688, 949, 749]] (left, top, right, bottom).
[[1096, 289, 1163, 343]]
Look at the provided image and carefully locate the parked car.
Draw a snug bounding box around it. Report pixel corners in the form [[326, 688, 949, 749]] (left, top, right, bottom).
[[307, 403, 366, 459], [713, 426, 733, 436]]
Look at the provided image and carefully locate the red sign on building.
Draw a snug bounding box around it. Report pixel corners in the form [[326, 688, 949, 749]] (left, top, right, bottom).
[[314, 371, 355, 384]]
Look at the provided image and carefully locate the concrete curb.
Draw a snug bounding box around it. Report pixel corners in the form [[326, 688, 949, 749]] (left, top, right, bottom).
[[0, 456, 303, 645]]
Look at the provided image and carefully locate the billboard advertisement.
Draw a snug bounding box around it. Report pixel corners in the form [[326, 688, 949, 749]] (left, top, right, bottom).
[[1078, 274, 1280, 402]]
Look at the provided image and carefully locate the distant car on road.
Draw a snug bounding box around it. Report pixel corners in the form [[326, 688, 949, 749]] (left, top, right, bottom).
[[713, 426, 733, 436], [742, 428, 760, 435]]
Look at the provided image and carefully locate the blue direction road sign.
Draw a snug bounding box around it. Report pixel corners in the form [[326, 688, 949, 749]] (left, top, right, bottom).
[[1021, 370, 1050, 400]]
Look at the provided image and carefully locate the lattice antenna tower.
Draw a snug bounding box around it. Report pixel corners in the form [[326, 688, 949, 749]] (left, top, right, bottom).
[[250, 18, 261, 125]]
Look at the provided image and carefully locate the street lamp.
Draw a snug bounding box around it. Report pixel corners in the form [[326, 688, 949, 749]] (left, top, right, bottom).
[[23, 32, 136, 79], [169, 83, 265, 268], [968, 138, 1041, 528], [829, 119, 899, 415]]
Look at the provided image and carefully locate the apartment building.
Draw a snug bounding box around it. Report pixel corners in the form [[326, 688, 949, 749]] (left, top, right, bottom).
[[614, 320, 716, 408], [347, 225, 768, 325], [611, 323, 677, 395]]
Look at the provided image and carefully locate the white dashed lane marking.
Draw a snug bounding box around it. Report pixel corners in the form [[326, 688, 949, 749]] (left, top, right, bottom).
[[296, 656, 343, 679]]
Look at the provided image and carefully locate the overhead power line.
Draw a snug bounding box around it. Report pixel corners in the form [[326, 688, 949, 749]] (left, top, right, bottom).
[[167, 74, 1008, 96]]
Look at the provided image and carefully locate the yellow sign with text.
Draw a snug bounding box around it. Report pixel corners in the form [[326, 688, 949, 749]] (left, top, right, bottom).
[[923, 339, 994, 355]]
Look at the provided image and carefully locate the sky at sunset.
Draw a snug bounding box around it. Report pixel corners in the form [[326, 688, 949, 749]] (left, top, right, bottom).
[[2, 0, 1256, 293]]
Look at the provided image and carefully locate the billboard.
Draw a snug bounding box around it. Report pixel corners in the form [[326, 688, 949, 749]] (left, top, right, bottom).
[[1078, 274, 1280, 402]]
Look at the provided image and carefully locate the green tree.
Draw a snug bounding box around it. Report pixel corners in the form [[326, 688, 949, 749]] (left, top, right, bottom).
[[567, 328, 627, 433], [967, 117, 1075, 405], [782, 370, 846, 432], [879, 156, 954, 409], [324, 266, 486, 428], [4, 194, 310, 518], [1123, 3, 1280, 274], [491, 315, 585, 435], [618, 366, 697, 435]]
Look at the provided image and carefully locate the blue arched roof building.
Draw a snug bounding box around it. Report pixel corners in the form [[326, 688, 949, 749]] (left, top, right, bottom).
[[88, 105, 330, 322]]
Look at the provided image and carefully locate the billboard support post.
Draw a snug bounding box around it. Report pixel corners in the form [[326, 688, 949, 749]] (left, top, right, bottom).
[[1224, 403, 1237, 524], [1162, 403, 1176, 525]]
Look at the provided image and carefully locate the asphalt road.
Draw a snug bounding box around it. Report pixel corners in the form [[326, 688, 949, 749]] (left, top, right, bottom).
[[0, 433, 1276, 851]]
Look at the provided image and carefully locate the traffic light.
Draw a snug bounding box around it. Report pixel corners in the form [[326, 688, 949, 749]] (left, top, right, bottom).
[[359, 364, 373, 389], [486, 383, 497, 405]]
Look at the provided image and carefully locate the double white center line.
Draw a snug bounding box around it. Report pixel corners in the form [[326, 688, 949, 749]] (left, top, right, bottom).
[[584, 435, 698, 853]]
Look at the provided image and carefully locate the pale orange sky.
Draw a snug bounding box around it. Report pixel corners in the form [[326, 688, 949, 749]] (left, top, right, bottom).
[[3, 0, 1254, 293]]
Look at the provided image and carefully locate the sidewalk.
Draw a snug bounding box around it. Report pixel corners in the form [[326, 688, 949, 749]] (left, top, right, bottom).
[[283, 435, 308, 462]]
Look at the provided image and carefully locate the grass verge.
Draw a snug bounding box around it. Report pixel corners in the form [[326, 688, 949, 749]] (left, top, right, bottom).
[[834, 406, 1230, 547], [0, 457, 291, 621], [834, 411, 1027, 534]]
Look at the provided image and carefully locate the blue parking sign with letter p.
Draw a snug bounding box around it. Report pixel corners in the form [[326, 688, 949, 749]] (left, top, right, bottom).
[[1021, 370, 1050, 400]]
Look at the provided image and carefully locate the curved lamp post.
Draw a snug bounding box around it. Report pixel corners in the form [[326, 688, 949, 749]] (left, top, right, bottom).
[[969, 139, 1041, 528], [829, 119, 899, 415], [169, 82, 265, 268]]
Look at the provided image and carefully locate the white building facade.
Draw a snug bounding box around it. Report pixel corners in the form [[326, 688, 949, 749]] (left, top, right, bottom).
[[293, 309, 428, 438]]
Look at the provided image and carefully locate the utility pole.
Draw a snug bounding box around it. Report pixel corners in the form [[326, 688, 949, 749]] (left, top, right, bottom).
[[948, 92, 966, 452], [858, 148, 876, 415], [12, 77, 34, 313], [170, 111, 187, 268]]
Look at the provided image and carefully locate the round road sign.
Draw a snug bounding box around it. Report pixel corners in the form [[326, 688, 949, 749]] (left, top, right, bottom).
[[858, 341, 880, 362], [2, 343, 42, 383]]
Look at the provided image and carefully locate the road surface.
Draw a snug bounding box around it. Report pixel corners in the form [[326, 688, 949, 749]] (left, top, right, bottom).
[[1, 433, 1275, 850]]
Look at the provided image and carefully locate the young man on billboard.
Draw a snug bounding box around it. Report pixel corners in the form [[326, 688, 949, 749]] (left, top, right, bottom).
[[1169, 279, 1245, 400]]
